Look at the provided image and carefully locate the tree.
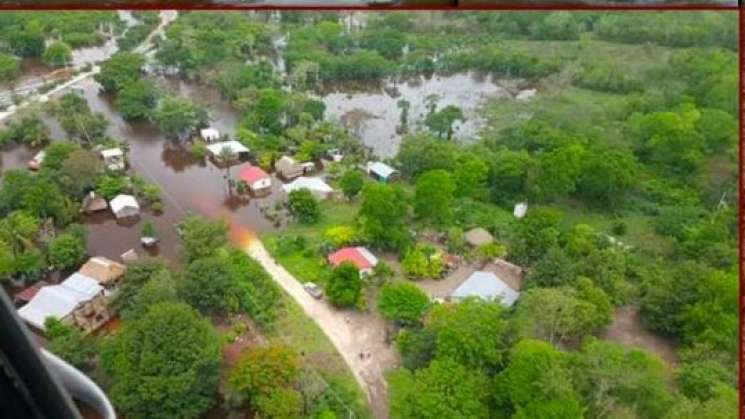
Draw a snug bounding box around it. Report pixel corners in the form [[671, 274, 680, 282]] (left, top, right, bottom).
[[424, 105, 464, 140], [0, 113, 49, 147], [428, 298, 506, 369], [0, 239, 14, 280], [254, 387, 304, 419], [377, 282, 430, 326], [153, 96, 208, 139], [532, 143, 587, 202], [96, 175, 128, 200], [577, 147, 638, 209], [525, 246, 575, 288], [510, 207, 562, 265], [339, 170, 364, 200], [513, 286, 611, 345], [414, 170, 455, 226], [41, 141, 78, 171], [180, 257, 239, 315], [325, 262, 362, 308], [116, 79, 159, 121], [41, 42, 72, 67], [0, 210, 40, 255], [101, 302, 221, 419], [60, 149, 101, 196], [396, 328, 437, 371], [179, 216, 228, 263], [570, 338, 674, 419], [489, 149, 535, 204], [358, 183, 410, 251], [453, 153, 489, 199], [94, 52, 145, 93], [389, 358, 489, 419], [44, 318, 96, 371], [229, 345, 300, 404], [494, 339, 583, 419], [0, 53, 20, 84], [111, 258, 170, 314], [48, 233, 87, 270], [395, 133, 458, 179], [124, 270, 180, 320], [402, 245, 442, 280], [287, 189, 321, 224]]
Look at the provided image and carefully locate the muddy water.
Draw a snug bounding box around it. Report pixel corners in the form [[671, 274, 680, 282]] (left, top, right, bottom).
[[321, 72, 509, 157], [41, 77, 285, 265]]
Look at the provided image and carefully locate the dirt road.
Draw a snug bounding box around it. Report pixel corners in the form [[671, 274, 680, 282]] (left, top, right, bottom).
[[246, 240, 395, 419]]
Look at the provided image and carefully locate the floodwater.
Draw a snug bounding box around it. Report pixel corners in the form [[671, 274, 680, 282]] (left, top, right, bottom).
[[321, 72, 510, 157]]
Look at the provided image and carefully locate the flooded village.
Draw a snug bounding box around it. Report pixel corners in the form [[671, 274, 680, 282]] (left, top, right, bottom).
[[0, 11, 736, 419]]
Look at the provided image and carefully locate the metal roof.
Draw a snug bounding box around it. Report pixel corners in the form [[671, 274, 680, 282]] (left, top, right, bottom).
[[451, 271, 520, 307]]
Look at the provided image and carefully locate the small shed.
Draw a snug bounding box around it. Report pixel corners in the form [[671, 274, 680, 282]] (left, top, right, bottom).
[[465, 227, 494, 247], [101, 148, 125, 171], [200, 127, 220, 143], [110, 194, 140, 219], [28, 151, 46, 170], [366, 161, 398, 182], [276, 155, 303, 179], [282, 177, 334, 199], [328, 246, 379, 276], [81, 191, 108, 214], [206, 141, 250, 162], [451, 271, 520, 307], [238, 165, 272, 192]]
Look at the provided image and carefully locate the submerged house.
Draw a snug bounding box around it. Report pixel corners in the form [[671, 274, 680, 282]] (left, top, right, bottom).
[[81, 191, 108, 214], [18, 273, 112, 334], [100, 147, 125, 171], [276, 155, 304, 179], [282, 177, 334, 200], [110, 194, 140, 219], [78, 256, 127, 293], [206, 141, 250, 162], [328, 246, 379, 277], [238, 165, 272, 193], [366, 161, 398, 183], [450, 271, 520, 307], [200, 127, 220, 143]]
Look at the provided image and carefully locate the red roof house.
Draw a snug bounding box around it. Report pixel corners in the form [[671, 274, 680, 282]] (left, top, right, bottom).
[[238, 166, 271, 192], [328, 246, 379, 274]]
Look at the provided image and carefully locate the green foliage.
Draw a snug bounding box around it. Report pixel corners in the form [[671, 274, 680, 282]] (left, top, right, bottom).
[[396, 328, 437, 371], [47, 232, 87, 270], [95, 52, 145, 93], [52, 93, 109, 143], [389, 358, 489, 419], [0, 52, 20, 83], [179, 216, 228, 263], [111, 258, 170, 314], [101, 302, 221, 419], [180, 256, 240, 315], [358, 183, 410, 251], [525, 246, 575, 288], [401, 245, 442, 280], [123, 270, 180, 321], [325, 262, 362, 308], [339, 170, 364, 200], [428, 299, 506, 369], [396, 133, 458, 179], [323, 225, 358, 248], [424, 105, 464, 140], [116, 79, 159, 121], [0, 113, 50, 147], [154, 96, 209, 138], [509, 207, 562, 265], [229, 345, 300, 406], [287, 189, 321, 224], [44, 317, 97, 371], [223, 248, 282, 328], [41, 41, 72, 67], [377, 282, 430, 326], [96, 175, 127, 200], [60, 149, 101, 197], [414, 170, 455, 226]]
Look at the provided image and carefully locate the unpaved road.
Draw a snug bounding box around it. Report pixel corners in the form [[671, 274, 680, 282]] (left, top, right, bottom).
[[247, 240, 395, 419]]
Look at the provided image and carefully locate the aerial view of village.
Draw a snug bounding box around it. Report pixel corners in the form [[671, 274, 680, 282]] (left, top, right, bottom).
[[0, 10, 738, 419]]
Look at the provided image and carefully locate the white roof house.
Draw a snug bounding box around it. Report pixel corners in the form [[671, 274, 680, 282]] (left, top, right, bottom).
[[18, 273, 104, 331], [110, 194, 140, 219], [206, 141, 249, 160], [100, 147, 125, 171], [200, 127, 220, 143], [282, 177, 334, 199], [366, 161, 397, 182], [451, 271, 520, 307]]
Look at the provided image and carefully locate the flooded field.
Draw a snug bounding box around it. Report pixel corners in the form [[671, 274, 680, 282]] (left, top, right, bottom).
[[322, 72, 510, 157]]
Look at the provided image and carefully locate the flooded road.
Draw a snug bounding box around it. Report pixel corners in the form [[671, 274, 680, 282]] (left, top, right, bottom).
[[321, 72, 509, 157]]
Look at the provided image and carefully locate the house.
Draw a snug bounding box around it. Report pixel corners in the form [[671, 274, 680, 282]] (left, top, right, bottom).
[[17, 273, 112, 334], [206, 141, 250, 162], [282, 177, 333, 199], [14, 281, 51, 306], [513, 202, 528, 219], [464, 227, 494, 247], [110, 194, 140, 219], [328, 246, 379, 276], [276, 155, 303, 179], [100, 148, 125, 171], [238, 165, 272, 193], [450, 271, 520, 307], [78, 257, 127, 292], [366, 161, 398, 182], [27, 150, 45, 170], [81, 191, 108, 214], [200, 127, 220, 143]]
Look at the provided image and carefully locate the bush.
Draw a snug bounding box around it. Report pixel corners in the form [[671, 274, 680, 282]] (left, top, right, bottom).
[[326, 262, 362, 308], [323, 225, 358, 248], [402, 245, 443, 280], [287, 189, 321, 224], [377, 282, 431, 326], [47, 233, 87, 270]]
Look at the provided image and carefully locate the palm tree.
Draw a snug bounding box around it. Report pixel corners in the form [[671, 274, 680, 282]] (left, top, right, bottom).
[[218, 146, 237, 194]]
